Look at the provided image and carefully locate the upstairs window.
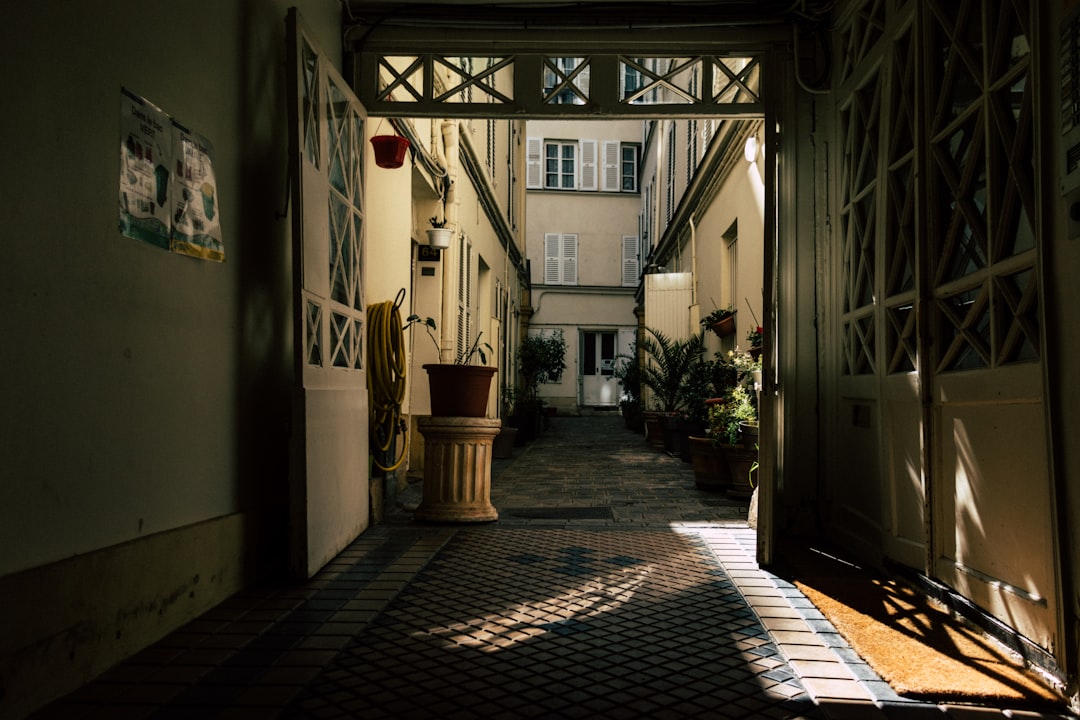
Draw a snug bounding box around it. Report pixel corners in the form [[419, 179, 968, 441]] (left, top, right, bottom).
[[529, 137, 638, 193], [545, 141, 576, 189], [544, 233, 578, 285]]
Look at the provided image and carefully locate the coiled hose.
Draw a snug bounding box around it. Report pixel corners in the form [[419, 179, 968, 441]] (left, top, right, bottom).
[[366, 290, 409, 472]]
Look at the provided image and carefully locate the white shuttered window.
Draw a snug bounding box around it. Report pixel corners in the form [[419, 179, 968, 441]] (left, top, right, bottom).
[[580, 139, 597, 190], [544, 233, 578, 285], [622, 235, 640, 286]]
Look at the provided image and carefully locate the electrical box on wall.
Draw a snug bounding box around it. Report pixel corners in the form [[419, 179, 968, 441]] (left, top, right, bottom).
[[1060, 7, 1080, 240]]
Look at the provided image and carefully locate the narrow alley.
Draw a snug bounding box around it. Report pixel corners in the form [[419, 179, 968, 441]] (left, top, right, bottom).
[[30, 417, 1074, 720]]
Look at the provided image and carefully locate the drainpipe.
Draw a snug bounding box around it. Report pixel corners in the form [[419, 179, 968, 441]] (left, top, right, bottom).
[[690, 215, 700, 332], [439, 120, 460, 363], [690, 214, 698, 306]]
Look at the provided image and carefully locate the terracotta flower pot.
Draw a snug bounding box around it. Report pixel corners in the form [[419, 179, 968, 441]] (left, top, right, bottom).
[[707, 313, 737, 338], [689, 436, 731, 490], [370, 135, 410, 169], [423, 364, 497, 417]]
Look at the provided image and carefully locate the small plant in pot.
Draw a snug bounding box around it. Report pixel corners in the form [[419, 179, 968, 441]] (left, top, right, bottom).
[[701, 306, 736, 338], [415, 316, 497, 417], [426, 215, 453, 249]]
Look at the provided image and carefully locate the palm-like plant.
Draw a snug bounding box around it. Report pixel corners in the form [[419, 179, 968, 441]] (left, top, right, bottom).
[[638, 327, 706, 412]]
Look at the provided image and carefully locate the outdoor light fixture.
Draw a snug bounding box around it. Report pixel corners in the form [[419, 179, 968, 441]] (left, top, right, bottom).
[[744, 134, 759, 163]]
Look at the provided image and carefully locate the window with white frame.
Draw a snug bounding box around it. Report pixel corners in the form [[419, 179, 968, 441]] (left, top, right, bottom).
[[528, 137, 638, 192], [545, 141, 577, 189], [544, 233, 578, 285]]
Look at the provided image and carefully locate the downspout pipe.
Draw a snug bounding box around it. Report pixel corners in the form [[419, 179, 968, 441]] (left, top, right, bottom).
[[690, 215, 698, 306], [439, 121, 460, 363]]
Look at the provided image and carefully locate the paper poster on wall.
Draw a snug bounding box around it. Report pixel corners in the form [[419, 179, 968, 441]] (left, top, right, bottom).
[[118, 89, 172, 249], [117, 88, 225, 262], [169, 121, 224, 262]]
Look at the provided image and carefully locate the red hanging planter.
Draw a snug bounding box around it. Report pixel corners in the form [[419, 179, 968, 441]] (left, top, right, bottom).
[[370, 135, 410, 169]]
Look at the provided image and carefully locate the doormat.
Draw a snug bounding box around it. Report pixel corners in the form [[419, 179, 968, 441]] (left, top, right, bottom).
[[504, 507, 613, 520], [775, 544, 1063, 709]]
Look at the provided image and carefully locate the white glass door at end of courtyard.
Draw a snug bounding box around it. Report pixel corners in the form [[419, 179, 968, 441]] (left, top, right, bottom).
[[581, 330, 618, 407]]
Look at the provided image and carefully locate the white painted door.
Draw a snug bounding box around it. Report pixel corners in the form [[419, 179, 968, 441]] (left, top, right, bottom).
[[581, 331, 618, 407], [286, 10, 370, 578]]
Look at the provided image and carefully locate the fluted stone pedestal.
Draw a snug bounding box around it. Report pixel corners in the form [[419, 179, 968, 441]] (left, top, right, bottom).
[[415, 416, 500, 522]]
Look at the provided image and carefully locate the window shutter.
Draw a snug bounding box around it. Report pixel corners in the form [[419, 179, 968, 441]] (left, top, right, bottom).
[[602, 141, 620, 192], [457, 236, 472, 361], [562, 234, 578, 285], [544, 233, 561, 284], [526, 136, 542, 188], [622, 235, 639, 286], [580, 140, 597, 190]]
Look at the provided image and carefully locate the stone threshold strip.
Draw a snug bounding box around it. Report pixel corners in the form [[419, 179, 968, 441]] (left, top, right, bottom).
[[686, 526, 1036, 720]]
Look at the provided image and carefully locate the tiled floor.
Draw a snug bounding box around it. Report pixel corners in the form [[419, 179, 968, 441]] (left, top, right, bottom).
[[29, 415, 1076, 720]]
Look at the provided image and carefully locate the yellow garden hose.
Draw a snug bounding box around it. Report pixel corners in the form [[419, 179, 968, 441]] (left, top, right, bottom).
[[366, 291, 409, 472]]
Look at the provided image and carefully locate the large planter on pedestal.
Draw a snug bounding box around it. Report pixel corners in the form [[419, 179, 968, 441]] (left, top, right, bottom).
[[689, 436, 731, 490], [415, 416, 501, 522], [423, 364, 497, 417]]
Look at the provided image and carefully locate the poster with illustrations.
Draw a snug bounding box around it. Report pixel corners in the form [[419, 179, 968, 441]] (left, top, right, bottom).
[[118, 88, 224, 262], [169, 121, 224, 261], [119, 90, 172, 249]]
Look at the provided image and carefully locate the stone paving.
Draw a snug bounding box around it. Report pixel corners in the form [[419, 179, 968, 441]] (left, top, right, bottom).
[[29, 414, 1076, 720]]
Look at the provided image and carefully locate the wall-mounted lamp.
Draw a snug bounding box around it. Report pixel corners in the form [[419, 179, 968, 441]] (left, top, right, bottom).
[[743, 134, 759, 163]]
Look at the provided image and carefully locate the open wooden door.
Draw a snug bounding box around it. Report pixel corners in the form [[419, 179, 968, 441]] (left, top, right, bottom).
[[286, 9, 370, 578]]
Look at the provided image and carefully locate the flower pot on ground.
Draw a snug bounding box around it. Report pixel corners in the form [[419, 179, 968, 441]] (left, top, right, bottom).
[[642, 410, 669, 449], [739, 421, 759, 446], [689, 436, 731, 490], [662, 415, 701, 461], [620, 399, 644, 433], [723, 444, 758, 499], [492, 424, 518, 458]]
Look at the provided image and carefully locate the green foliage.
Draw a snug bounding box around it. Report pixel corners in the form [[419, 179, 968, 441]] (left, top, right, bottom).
[[707, 385, 758, 445], [700, 306, 734, 326], [517, 331, 567, 402], [612, 342, 642, 406], [638, 327, 706, 412], [405, 314, 491, 365], [457, 331, 493, 365], [405, 314, 440, 355]]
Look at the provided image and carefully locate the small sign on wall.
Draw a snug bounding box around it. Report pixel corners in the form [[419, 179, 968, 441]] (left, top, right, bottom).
[[118, 88, 224, 262]]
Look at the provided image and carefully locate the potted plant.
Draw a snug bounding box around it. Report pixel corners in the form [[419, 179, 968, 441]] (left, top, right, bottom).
[[637, 328, 705, 452], [426, 216, 453, 249], [701, 306, 736, 338], [511, 331, 567, 440], [415, 316, 497, 417], [706, 382, 758, 499], [747, 325, 763, 360]]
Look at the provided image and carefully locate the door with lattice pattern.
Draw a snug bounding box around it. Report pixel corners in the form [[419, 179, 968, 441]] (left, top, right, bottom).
[[286, 10, 370, 578]]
